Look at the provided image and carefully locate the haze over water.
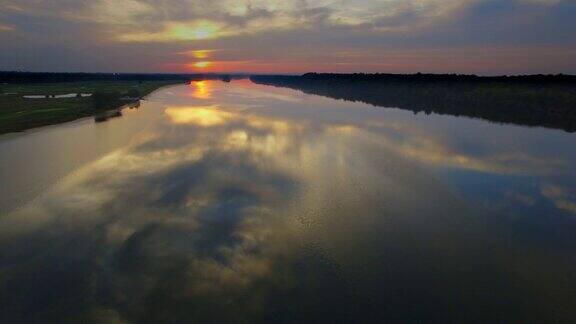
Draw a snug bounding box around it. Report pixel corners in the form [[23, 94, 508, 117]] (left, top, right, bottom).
[[1, 80, 576, 322]]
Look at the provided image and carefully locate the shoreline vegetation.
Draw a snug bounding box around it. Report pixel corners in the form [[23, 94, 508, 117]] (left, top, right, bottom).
[[0, 72, 244, 135], [0, 80, 182, 135], [0, 72, 212, 135], [251, 73, 576, 132]]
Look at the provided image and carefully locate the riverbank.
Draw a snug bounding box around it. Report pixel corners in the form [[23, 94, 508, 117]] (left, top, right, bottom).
[[0, 80, 185, 134], [251, 73, 576, 132]]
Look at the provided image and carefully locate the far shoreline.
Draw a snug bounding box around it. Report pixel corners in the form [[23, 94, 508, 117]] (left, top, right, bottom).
[[251, 73, 576, 132]]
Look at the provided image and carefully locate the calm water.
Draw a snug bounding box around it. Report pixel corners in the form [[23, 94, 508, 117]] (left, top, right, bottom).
[[1, 80, 576, 322]]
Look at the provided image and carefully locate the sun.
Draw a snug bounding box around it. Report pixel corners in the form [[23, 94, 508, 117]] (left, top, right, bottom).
[[192, 61, 212, 69]]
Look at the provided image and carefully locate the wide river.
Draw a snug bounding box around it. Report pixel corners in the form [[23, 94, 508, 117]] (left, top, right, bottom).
[[1, 80, 576, 322]]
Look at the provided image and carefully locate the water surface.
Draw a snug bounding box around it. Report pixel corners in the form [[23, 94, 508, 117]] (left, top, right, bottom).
[[1, 80, 576, 322]]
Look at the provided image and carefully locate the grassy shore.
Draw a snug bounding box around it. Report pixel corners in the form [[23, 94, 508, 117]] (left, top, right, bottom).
[[0, 80, 184, 135]]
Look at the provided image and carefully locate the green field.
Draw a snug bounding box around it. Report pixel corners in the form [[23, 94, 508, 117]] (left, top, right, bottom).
[[0, 80, 184, 135]]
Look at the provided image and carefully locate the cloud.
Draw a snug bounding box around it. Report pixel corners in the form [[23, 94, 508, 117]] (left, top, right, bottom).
[[92, 0, 484, 40], [117, 20, 234, 42], [541, 184, 576, 214], [165, 105, 234, 126], [0, 0, 574, 73], [0, 0, 495, 40], [518, 0, 563, 5], [0, 23, 14, 31]]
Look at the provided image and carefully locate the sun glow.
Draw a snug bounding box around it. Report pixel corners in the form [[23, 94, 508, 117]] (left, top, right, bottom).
[[117, 20, 227, 42], [190, 50, 213, 59]]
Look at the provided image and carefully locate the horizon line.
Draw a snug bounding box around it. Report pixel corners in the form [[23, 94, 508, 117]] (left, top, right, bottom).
[[2, 71, 576, 78]]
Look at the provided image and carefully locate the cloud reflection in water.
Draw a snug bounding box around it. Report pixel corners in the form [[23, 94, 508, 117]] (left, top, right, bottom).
[[1, 81, 576, 322]]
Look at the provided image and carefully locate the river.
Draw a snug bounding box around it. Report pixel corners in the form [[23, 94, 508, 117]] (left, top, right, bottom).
[[1, 79, 575, 322]]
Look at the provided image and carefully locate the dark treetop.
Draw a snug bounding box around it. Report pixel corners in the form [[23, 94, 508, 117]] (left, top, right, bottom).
[[251, 73, 576, 132]]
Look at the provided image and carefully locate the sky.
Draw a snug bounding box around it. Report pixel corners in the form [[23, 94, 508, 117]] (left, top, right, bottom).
[[0, 0, 575, 75]]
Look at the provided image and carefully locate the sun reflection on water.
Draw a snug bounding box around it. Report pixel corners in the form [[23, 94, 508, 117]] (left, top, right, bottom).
[[189, 80, 212, 99]]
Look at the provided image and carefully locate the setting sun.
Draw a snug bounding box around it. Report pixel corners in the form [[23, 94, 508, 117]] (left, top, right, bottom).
[[193, 61, 212, 69]]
